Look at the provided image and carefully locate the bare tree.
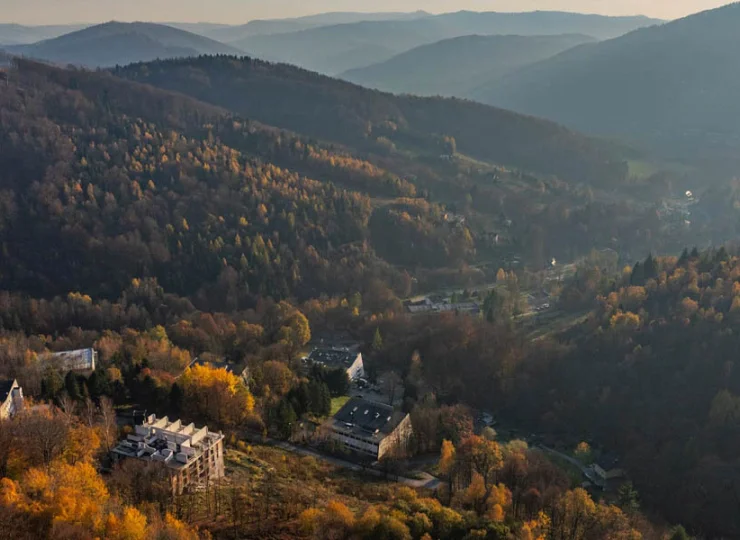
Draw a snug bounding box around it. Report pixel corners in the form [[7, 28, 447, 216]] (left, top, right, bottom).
[[15, 407, 70, 468], [382, 371, 402, 406], [98, 396, 118, 453]]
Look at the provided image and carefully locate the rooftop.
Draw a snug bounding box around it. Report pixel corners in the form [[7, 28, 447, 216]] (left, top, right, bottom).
[[48, 348, 96, 370], [331, 397, 406, 443], [308, 347, 360, 370], [0, 379, 17, 403], [112, 414, 223, 469]]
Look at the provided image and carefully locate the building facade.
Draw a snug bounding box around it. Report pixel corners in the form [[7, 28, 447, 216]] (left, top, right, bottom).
[[329, 397, 412, 460], [112, 415, 224, 494], [0, 379, 23, 420], [47, 348, 97, 372], [309, 347, 365, 380]]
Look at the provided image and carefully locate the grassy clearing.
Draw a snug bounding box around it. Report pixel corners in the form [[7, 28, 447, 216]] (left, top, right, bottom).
[[331, 395, 350, 415]]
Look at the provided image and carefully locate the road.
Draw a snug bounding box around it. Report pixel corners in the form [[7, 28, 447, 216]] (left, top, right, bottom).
[[246, 433, 440, 490], [538, 446, 602, 486]]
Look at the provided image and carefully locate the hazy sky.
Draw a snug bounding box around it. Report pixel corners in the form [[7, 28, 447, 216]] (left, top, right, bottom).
[[0, 0, 731, 25]]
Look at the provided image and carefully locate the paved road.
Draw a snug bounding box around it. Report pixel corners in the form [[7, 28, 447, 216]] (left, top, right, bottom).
[[248, 433, 440, 489]]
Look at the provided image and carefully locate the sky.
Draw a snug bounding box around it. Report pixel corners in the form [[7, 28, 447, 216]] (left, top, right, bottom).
[[0, 0, 732, 25]]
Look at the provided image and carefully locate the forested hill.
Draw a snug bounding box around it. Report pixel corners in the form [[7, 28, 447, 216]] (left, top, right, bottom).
[[113, 55, 632, 186], [471, 2, 740, 170], [0, 59, 480, 305], [5, 22, 240, 68], [340, 33, 595, 97]]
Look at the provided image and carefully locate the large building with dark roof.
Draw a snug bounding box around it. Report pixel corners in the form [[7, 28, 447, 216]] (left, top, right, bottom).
[[328, 397, 412, 460], [308, 347, 364, 380]]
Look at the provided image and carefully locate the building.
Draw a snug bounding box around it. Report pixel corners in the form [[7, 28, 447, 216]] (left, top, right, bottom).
[[591, 455, 626, 484], [47, 348, 97, 372], [0, 379, 23, 420], [309, 347, 364, 380], [112, 414, 224, 494], [328, 397, 413, 460]]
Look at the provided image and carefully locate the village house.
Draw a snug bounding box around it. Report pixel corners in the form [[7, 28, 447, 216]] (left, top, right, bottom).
[[591, 454, 626, 485], [308, 347, 365, 381], [0, 379, 24, 420], [328, 397, 413, 460], [112, 414, 225, 494]]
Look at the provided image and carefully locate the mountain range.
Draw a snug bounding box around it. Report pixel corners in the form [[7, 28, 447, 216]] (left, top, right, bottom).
[[231, 11, 662, 74], [205, 11, 430, 42], [341, 33, 596, 97], [471, 3, 740, 169], [4, 22, 240, 67], [0, 23, 88, 45]]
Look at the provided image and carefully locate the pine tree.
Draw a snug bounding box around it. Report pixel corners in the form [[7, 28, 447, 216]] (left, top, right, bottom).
[[372, 327, 384, 352]]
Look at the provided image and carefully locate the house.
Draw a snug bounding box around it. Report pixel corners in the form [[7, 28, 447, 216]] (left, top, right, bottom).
[[308, 347, 364, 381], [0, 379, 24, 420], [47, 348, 97, 372], [591, 454, 626, 483], [328, 397, 413, 460], [112, 414, 224, 494]]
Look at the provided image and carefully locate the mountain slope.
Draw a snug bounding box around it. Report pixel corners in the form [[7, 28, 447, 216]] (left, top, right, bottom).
[[113, 55, 631, 187], [0, 23, 89, 45], [341, 33, 595, 97], [6, 22, 240, 67], [472, 3, 740, 167], [208, 11, 430, 42], [232, 11, 661, 74]]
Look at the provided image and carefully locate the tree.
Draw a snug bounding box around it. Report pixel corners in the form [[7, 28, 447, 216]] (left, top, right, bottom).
[[617, 481, 640, 513], [372, 327, 384, 352], [180, 363, 254, 429], [382, 371, 402, 406], [261, 360, 296, 399]]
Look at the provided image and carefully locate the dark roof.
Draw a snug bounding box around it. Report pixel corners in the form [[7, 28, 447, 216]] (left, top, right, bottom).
[[0, 379, 16, 403], [332, 397, 405, 438], [309, 348, 360, 370], [595, 453, 622, 470]]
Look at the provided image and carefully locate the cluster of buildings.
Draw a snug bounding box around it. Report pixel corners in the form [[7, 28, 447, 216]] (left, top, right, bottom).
[[405, 296, 480, 315]]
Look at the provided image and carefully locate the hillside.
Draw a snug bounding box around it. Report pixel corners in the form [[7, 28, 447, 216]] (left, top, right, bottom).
[[207, 10, 430, 42], [5, 21, 240, 67], [0, 23, 88, 45], [231, 11, 661, 74], [113, 55, 630, 188], [473, 3, 740, 170], [341, 33, 595, 97]]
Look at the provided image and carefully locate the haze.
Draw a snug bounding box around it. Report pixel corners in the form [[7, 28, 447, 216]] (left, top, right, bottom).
[[0, 0, 731, 24]]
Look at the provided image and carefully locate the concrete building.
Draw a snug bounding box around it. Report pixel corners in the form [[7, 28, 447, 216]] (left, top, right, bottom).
[[0, 379, 23, 420], [329, 397, 412, 460], [48, 348, 97, 372], [112, 414, 224, 494], [309, 347, 364, 380]]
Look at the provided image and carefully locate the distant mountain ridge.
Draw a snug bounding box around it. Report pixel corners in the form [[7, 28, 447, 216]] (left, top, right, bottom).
[[341, 33, 596, 97], [4, 21, 240, 67], [206, 11, 430, 42], [231, 11, 662, 74], [470, 3, 740, 169], [0, 23, 89, 45]]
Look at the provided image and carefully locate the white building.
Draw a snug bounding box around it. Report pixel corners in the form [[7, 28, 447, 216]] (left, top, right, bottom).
[[0, 379, 23, 420], [112, 414, 224, 494], [47, 348, 97, 372], [309, 347, 365, 380], [329, 398, 413, 460]]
